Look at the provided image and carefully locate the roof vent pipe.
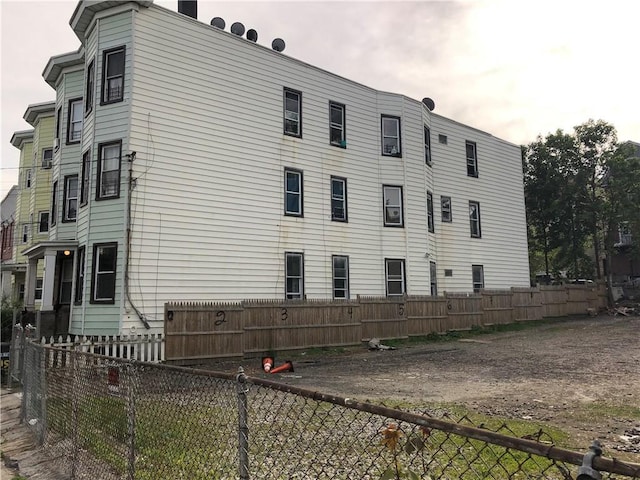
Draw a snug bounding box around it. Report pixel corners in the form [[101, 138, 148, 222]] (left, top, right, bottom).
[[178, 0, 197, 19]]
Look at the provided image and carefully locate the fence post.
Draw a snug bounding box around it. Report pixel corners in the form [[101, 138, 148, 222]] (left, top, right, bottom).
[[125, 363, 136, 480], [39, 344, 47, 445], [71, 351, 79, 480], [236, 366, 249, 480]]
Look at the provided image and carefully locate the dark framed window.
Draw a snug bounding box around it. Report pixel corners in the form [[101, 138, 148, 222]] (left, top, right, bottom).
[[469, 200, 481, 238], [35, 278, 43, 301], [63, 175, 79, 222], [91, 242, 117, 303], [441, 196, 452, 222], [101, 46, 125, 104], [21, 224, 28, 244], [38, 211, 49, 233], [42, 148, 53, 169], [385, 258, 405, 296], [381, 115, 401, 156], [67, 98, 83, 143], [50, 180, 58, 227], [284, 168, 303, 216], [55, 107, 61, 149], [97, 141, 122, 199], [430, 261, 437, 296], [424, 126, 432, 165], [85, 60, 95, 114], [329, 101, 346, 147], [75, 246, 85, 304], [283, 88, 301, 137], [80, 150, 91, 206], [439, 134, 448, 144], [331, 176, 347, 222], [383, 185, 403, 227], [332, 255, 349, 299], [427, 191, 434, 233], [25, 169, 32, 188], [472, 264, 484, 293], [285, 252, 304, 299], [466, 140, 478, 177]]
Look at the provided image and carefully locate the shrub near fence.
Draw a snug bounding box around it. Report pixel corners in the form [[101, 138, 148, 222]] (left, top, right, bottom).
[[164, 284, 608, 362]]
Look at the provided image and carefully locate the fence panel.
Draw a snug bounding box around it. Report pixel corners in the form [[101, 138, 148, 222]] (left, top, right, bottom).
[[358, 297, 407, 340], [481, 290, 514, 325], [444, 293, 483, 330], [512, 287, 543, 321], [406, 296, 447, 336], [540, 286, 569, 317]]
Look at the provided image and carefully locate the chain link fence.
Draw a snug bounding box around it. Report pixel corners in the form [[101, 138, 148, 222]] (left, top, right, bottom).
[[11, 337, 640, 480]]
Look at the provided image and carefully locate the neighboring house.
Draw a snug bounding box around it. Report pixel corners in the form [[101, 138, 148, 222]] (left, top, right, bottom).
[[1, 186, 19, 297], [21, 0, 530, 337]]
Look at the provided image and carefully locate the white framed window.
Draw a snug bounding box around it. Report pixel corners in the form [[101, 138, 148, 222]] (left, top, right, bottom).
[[385, 258, 405, 296], [42, 148, 53, 169], [441, 196, 452, 223], [472, 264, 484, 292], [383, 185, 403, 227], [285, 252, 304, 299], [67, 98, 83, 143], [430, 261, 437, 296], [35, 278, 43, 301], [92, 242, 117, 303], [332, 255, 349, 299], [469, 201, 481, 238], [331, 176, 347, 222], [102, 46, 125, 104], [283, 88, 301, 137], [427, 191, 434, 233], [97, 141, 121, 199], [21, 224, 29, 244], [424, 126, 432, 165], [63, 175, 78, 222], [466, 140, 478, 177], [284, 168, 303, 216], [25, 169, 32, 188], [381, 115, 401, 156], [38, 211, 49, 233], [329, 101, 346, 147]]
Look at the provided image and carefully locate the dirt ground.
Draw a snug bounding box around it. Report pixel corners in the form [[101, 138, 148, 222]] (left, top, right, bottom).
[[206, 314, 640, 461]]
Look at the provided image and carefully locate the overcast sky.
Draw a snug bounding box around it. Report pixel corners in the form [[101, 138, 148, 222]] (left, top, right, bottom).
[[1, 0, 638, 199]]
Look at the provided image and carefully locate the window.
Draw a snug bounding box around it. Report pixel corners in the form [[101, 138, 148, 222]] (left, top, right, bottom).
[[424, 126, 432, 165], [285, 252, 304, 299], [383, 185, 403, 227], [469, 201, 481, 238], [441, 196, 452, 222], [18, 283, 25, 301], [55, 107, 61, 149], [21, 224, 28, 244], [438, 134, 448, 144], [466, 141, 478, 177], [332, 255, 349, 299], [472, 265, 484, 293], [42, 148, 53, 169], [444, 269, 453, 277], [67, 98, 83, 143], [97, 141, 121, 199], [430, 261, 437, 296], [35, 278, 43, 301], [385, 258, 405, 296], [283, 88, 301, 137], [25, 169, 32, 188], [284, 168, 303, 216], [85, 60, 95, 114], [80, 150, 90, 206], [51, 180, 58, 227], [38, 211, 49, 233], [102, 46, 125, 104], [63, 175, 79, 222], [330, 176, 347, 222], [329, 101, 346, 147], [92, 242, 117, 303], [427, 191, 434, 233], [60, 258, 73, 304], [75, 246, 85, 304], [381, 115, 401, 156]]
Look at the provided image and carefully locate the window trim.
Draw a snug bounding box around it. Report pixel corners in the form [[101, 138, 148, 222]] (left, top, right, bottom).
[[80, 150, 91, 206], [284, 168, 303, 217], [284, 251, 304, 300], [329, 101, 346, 147], [62, 175, 79, 223], [66, 97, 83, 144], [283, 87, 302, 138], [75, 246, 85, 305], [466, 140, 478, 177], [385, 258, 406, 297], [381, 115, 402, 157], [85, 59, 95, 115], [42, 148, 53, 169], [96, 140, 122, 200], [101, 46, 126, 105], [332, 255, 350, 299], [330, 176, 348, 222], [469, 200, 482, 238], [383, 185, 404, 227], [50, 180, 58, 227], [441, 196, 452, 223], [427, 191, 434, 233], [424, 125, 432, 166], [38, 211, 49, 234], [91, 242, 118, 304], [472, 264, 485, 293]]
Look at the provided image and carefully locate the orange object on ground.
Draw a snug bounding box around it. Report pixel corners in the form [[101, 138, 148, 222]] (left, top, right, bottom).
[[262, 356, 274, 372], [270, 360, 294, 374]]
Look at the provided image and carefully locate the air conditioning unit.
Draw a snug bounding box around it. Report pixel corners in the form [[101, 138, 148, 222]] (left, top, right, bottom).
[[54, 138, 60, 150], [42, 158, 52, 169]]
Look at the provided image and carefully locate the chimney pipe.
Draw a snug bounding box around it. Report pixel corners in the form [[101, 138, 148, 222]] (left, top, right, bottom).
[[178, 0, 197, 19]]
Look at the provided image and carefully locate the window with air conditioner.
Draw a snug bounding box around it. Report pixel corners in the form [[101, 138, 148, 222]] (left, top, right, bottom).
[[383, 185, 403, 227], [42, 148, 53, 169]]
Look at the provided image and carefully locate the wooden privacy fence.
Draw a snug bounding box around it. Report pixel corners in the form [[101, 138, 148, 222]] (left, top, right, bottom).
[[164, 284, 607, 362]]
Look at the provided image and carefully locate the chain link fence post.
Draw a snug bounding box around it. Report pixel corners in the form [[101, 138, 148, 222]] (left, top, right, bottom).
[[125, 363, 137, 480], [38, 343, 47, 445], [236, 366, 249, 480], [71, 350, 79, 480]]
